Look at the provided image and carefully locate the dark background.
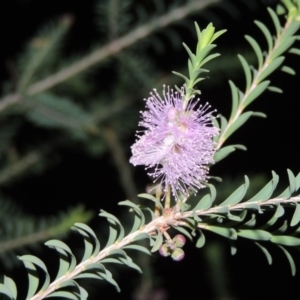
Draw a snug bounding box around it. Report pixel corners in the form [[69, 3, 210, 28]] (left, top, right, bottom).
[[1, 0, 300, 299]]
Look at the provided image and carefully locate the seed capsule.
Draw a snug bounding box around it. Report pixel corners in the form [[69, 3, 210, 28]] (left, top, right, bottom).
[[159, 244, 170, 257], [173, 234, 186, 248], [171, 248, 185, 261]]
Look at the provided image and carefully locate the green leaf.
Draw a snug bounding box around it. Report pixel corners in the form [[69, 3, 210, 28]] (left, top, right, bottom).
[[255, 242, 272, 265], [196, 230, 205, 248], [248, 171, 279, 202], [243, 81, 270, 108], [278, 169, 296, 198], [151, 232, 163, 252], [72, 223, 100, 261], [231, 242, 237, 255], [101, 268, 120, 292], [243, 213, 257, 228], [138, 193, 163, 211], [199, 53, 220, 67], [281, 65, 296, 75], [119, 200, 145, 232], [296, 172, 300, 190], [271, 235, 300, 246], [3, 277, 17, 300], [214, 144, 246, 163], [123, 244, 151, 255], [254, 20, 273, 52], [19, 255, 50, 296], [272, 37, 296, 60], [220, 115, 228, 134], [99, 210, 125, 245], [245, 35, 263, 68], [267, 86, 283, 93], [238, 54, 252, 91], [208, 184, 217, 203], [132, 232, 150, 242], [237, 229, 272, 241], [224, 112, 253, 140], [172, 225, 193, 240], [172, 71, 189, 83], [118, 257, 142, 273], [194, 194, 212, 211], [278, 245, 296, 276], [289, 48, 300, 55], [0, 285, 14, 300], [291, 203, 300, 227], [229, 80, 239, 120], [256, 56, 285, 82], [182, 43, 196, 65], [267, 7, 282, 36], [287, 169, 296, 193], [260, 206, 283, 230], [205, 226, 237, 240], [220, 176, 249, 206], [275, 220, 288, 234], [45, 240, 76, 278]]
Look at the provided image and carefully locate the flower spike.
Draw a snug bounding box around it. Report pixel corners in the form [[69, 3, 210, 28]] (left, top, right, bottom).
[[130, 85, 219, 200]]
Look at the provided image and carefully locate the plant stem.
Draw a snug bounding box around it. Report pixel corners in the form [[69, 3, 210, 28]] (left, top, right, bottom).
[[29, 195, 300, 300]]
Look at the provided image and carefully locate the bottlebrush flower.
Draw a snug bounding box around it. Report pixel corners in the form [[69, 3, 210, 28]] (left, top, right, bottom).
[[130, 85, 219, 199]]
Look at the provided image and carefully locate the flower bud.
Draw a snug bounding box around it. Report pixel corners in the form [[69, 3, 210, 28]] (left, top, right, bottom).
[[159, 244, 170, 257], [173, 234, 186, 248], [171, 248, 185, 261]]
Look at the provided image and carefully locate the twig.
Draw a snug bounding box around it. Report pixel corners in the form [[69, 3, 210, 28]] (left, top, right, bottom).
[[0, 0, 219, 113], [29, 195, 300, 300]]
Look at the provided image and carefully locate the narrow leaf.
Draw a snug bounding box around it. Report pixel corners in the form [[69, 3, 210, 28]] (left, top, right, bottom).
[[271, 235, 300, 246], [281, 65, 296, 75], [237, 229, 272, 241], [267, 7, 281, 36], [267, 86, 283, 93], [19, 255, 50, 293], [245, 35, 263, 68], [196, 230, 205, 248], [194, 194, 212, 211], [254, 20, 273, 52], [220, 176, 249, 206], [123, 245, 151, 255], [238, 55, 251, 91], [248, 171, 278, 202], [291, 203, 300, 227], [151, 232, 163, 252], [278, 245, 296, 276], [257, 56, 285, 82], [205, 226, 237, 240], [3, 277, 17, 300], [172, 225, 193, 240], [229, 80, 239, 120], [138, 193, 163, 211], [243, 80, 270, 108], [255, 242, 272, 265]]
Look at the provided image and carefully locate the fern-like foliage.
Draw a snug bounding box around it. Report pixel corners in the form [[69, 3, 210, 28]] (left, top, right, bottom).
[[0, 199, 93, 270], [17, 15, 73, 93]]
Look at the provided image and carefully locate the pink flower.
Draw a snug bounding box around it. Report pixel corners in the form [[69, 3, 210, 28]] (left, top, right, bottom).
[[130, 86, 218, 199]]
